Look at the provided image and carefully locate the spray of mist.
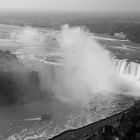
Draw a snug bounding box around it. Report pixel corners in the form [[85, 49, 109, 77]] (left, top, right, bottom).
[[11, 26, 44, 46], [50, 25, 118, 105], [10, 25, 140, 108]]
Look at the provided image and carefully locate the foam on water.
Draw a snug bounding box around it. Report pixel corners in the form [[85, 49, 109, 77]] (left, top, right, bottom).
[[0, 24, 137, 139]]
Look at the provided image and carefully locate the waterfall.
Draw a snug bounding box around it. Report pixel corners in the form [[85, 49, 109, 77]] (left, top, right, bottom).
[[113, 59, 140, 81]]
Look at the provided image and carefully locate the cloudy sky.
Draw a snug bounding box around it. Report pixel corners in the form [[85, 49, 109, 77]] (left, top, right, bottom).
[[0, 0, 139, 12]]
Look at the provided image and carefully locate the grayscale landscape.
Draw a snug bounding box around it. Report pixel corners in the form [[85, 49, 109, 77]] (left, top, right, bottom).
[[0, 0, 140, 139]]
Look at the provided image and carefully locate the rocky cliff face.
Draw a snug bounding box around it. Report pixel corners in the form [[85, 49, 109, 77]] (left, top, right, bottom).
[[0, 50, 42, 105], [118, 100, 140, 140]]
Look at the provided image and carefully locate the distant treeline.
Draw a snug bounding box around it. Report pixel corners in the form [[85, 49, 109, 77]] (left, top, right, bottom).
[[68, 15, 140, 43], [1, 12, 140, 43], [87, 22, 140, 43], [71, 20, 140, 43]]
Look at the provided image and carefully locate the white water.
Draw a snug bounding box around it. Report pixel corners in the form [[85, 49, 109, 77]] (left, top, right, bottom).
[[0, 24, 138, 140], [7, 25, 140, 103], [114, 59, 140, 81]]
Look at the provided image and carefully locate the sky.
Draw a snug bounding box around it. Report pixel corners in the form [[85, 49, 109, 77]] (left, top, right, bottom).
[[0, 0, 139, 12]]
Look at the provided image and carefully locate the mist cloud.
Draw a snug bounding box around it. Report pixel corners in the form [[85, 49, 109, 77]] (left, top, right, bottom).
[[9, 25, 140, 108]]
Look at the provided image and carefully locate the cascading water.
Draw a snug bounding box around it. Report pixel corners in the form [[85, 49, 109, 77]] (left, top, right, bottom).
[[0, 25, 136, 140], [113, 59, 140, 81]]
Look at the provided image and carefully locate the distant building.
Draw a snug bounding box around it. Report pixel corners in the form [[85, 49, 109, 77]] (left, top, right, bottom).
[[114, 32, 127, 39]]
